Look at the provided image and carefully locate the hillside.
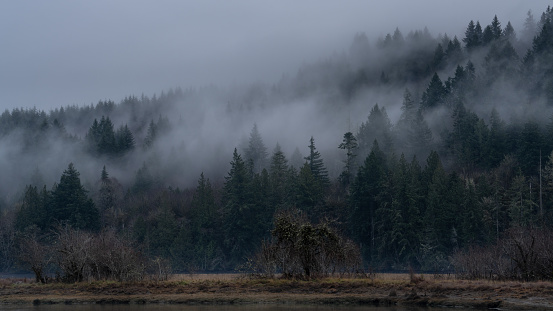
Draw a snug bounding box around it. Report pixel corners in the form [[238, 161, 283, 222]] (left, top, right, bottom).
[[1, 6, 553, 277]]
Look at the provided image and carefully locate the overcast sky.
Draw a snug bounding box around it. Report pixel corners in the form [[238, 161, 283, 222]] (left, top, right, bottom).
[[0, 1, 550, 110]]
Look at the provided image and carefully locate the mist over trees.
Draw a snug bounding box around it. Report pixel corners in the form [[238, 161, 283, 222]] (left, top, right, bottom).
[[3, 6, 553, 278]]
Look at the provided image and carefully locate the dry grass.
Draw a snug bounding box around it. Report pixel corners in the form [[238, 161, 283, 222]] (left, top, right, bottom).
[[1, 273, 553, 309], [170, 273, 240, 282]]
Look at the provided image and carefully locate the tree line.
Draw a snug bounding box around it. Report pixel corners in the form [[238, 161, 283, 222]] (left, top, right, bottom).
[[2, 6, 553, 281]]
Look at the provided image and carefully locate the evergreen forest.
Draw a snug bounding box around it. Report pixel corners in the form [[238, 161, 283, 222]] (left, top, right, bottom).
[[3, 7, 553, 277]]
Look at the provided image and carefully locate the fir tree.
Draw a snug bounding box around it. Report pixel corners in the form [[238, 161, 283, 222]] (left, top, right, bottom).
[[304, 136, 330, 189], [51, 163, 99, 231], [420, 73, 447, 111], [244, 123, 268, 173], [463, 20, 481, 51], [338, 132, 358, 188], [269, 143, 290, 208]]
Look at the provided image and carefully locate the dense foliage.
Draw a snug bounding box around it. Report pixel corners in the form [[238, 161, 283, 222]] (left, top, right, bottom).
[[2, 7, 553, 280]]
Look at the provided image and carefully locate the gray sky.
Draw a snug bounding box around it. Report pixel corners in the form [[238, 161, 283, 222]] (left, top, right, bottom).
[[0, 0, 549, 110]]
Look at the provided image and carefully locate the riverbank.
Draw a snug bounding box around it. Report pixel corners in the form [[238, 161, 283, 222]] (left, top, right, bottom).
[[1, 274, 552, 310]]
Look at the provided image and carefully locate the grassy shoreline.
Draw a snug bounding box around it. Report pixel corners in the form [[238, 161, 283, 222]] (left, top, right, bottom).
[[1, 274, 552, 310]]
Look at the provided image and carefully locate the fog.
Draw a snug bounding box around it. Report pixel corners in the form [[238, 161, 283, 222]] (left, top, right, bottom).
[[0, 1, 548, 109], [0, 1, 552, 204]]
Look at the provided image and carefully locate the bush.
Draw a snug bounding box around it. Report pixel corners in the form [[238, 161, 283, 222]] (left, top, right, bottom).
[[53, 226, 145, 282], [453, 227, 553, 281], [251, 210, 361, 279]]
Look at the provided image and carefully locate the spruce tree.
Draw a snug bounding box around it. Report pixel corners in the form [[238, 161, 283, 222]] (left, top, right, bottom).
[[420, 73, 447, 111], [338, 132, 358, 188], [490, 15, 502, 40], [356, 104, 394, 162], [463, 20, 481, 51], [222, 149, 258, 264], [52, 163, 99, 231], [269, 143, 290, 208], [349, 140, 387, 261], [98, 116, 116, 154], [115, 124, 135, 154], [304, 136, 330, 189]]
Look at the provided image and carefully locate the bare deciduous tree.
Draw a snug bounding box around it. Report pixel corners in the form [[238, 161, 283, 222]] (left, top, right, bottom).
[[18, 230, 52, 283], [251, 210, 362, 279]]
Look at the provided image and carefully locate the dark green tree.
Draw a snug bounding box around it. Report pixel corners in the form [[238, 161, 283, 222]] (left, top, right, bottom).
[[420, 73, 447, 111], [445, 36, 463, 65], [132, 163, 155, 194], [490, 15, 502, 40], [115, 124, 135, 154], [268, 143, 290, 208], [487, 108, 506, 168], [187, 172, 221, 271], [98, 116, 116, 154], [463, 20, 481, 51], [51, 163, 99, 231], [304, 136, 330, 190], [15, 186, 51, 232], [432, 44, 446, 70], [349, 141, 387, 261], [518, 120, 544, 176], [396, 89, 432, 159], [222, 149, 259, 264], [356, 104, 394, 161], [96, 166, 121, 228], [338, 132, 358, 189], [482, 25, 495, 45]]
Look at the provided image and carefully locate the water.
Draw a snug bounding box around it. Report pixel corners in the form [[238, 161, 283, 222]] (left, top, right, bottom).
[[0, 305, 469, 311]]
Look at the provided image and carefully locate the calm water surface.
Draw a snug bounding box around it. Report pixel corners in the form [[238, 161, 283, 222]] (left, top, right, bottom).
[[0, 305, 471, 311]]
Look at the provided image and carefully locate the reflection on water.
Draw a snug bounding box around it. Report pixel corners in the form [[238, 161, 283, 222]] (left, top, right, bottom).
[[0, 305, 469, 311]]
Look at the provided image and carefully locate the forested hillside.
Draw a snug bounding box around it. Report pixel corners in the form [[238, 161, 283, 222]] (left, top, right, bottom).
[[2, 7, 553, 275]]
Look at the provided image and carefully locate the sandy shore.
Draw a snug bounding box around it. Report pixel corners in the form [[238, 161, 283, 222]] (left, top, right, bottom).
[[1, 274, 552, 310]]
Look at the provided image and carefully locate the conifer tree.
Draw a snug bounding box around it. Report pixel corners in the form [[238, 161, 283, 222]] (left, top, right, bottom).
[[143, 120, 157, 149], [97, 166, 119, 228], [420, 73, 447, 111], [482, 25, 495, 45], [503, 21, 516, 41], [445, 36, 463, 64], [244, 123, 268, 174], [522, 10, 537, 45], [338, 132, 358, 188], [349, 141, 387, 261], [222, 149, 258, 264], [115, 124, 135, 154], [463, 20, 481, 51], [396, 89, 432, 159], [98, 116, 116, 154], [304, 136, 330, 190], [490, 15, 502, 40], [356, 104, 394, 161], [51, 163, 99, 231], [269, 143, 290, 208], [432, 44, 446, 70]]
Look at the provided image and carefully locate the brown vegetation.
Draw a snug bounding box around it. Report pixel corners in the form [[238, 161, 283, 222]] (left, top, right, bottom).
[[18, 226, 146, 283], [247, 211, 362, 279], [453, 227, 553, 281], [1, 274, 553, 309]]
